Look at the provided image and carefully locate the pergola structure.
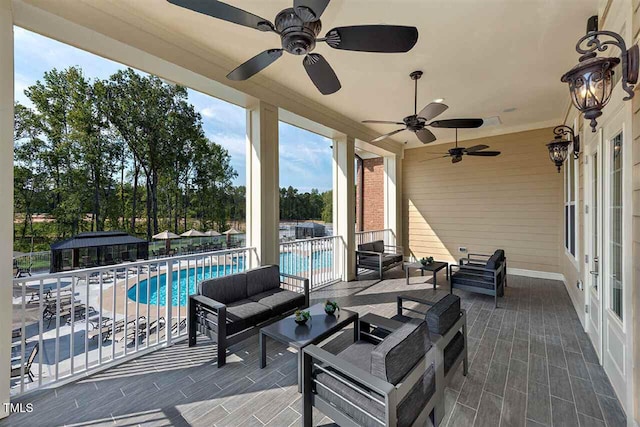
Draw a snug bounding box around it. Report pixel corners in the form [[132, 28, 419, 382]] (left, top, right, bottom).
[[1, 0, 639, 424]]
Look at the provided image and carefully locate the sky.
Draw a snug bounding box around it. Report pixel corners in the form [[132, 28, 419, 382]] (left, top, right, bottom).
[[14, 27, 333, 193]]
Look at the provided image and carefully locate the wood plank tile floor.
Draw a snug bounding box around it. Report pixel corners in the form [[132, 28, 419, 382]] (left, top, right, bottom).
[[1, 270, 627, 427]]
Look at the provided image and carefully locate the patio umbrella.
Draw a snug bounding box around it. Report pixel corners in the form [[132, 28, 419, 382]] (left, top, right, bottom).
[[181, 228, 205, 246], [152, 230, 181, 253], [180, 229, 205, 238], [204, 230, 221, 236], [223, 227, 242, 245]]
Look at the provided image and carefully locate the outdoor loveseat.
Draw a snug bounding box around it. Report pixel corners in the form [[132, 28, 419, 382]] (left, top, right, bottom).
[[302, 318, 444, 427], [356, 240, 403, 280], [450, 249, 507, 308], [188, 265, 309, 367]]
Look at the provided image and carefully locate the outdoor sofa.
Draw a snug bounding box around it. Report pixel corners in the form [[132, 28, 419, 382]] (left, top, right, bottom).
[[188, 265, 309, 367], [356, 240, 404, 280], [450, 249, 507, 308], [302, 317, 444, 427]]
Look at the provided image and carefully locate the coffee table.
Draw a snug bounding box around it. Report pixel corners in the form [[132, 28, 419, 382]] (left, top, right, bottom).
[[259, 303, 358, 392], [405, 261, 449, 288]]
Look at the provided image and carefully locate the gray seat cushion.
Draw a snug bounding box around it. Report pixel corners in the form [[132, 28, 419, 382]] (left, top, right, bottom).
[[225, 299, 272, 335], [426, 294, 461, 335], [248, 288, 305, 314], [451, 270, 495, 290], [358, 254, 402, 268], [199, 273, 247, 304], [246, 265, 281, 297], [371, 318, 431, 385], [315, 341, 383, 427], [315, 339, 436, 427]]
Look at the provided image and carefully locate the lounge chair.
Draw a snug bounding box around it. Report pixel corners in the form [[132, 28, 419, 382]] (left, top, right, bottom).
[[356, 240, 404, 280], [302, 318, 444, 426], [10, 343, 39, 383], [360, 294, 468, 388]]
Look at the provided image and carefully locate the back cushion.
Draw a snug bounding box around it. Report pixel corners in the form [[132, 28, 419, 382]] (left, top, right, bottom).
[[484, 251, 502, 280], [372, 240, 385, 253], [426, 294, 461, 335], [371, 319, 432, 385], [199, 273, 247, 304], [246, 265, 281, 296], [358, 242, 374, 252]]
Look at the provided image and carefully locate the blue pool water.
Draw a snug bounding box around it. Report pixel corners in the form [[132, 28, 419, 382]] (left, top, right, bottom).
[[128, 251, 333, 307]]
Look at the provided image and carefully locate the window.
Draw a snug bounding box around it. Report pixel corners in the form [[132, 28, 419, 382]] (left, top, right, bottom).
[[610, 132, 623, 320], [564, 141, 577, 258]]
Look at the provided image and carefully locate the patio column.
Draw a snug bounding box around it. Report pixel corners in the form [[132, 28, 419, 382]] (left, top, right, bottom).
[[0, 0, 12, 419], [245, 101, 279, 267], [383, 154, 402, 249], [332, 135, 356, 281]]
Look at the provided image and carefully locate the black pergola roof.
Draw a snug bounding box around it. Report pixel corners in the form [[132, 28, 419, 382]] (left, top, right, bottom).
[[51, 231, 147, 250]]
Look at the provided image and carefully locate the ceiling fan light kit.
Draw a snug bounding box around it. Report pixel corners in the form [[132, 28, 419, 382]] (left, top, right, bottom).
[[561, 15, 639, 132], [168, 0, 419, 95]]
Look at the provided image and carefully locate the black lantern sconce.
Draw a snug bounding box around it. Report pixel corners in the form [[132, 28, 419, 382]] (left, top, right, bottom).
[[561, 15, 638, 132], [547, 125, 579, 173]]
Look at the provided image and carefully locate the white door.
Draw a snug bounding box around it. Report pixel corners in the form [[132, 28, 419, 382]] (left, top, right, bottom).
[[585, 131, 603, 359], [596, 104, 631, 410]]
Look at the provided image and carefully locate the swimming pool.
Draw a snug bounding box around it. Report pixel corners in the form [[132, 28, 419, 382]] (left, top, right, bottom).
[[128, 251, 333, 306]]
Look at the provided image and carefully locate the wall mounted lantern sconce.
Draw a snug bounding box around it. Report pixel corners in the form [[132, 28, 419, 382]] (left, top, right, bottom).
[[547, 125, 579, 173], [561, 15, 638, 132]]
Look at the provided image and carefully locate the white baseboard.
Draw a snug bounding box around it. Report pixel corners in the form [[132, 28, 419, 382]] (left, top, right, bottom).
[[508, 268, 565, 282]]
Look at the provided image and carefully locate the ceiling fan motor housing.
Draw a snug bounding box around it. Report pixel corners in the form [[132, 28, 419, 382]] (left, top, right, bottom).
[[275, 8, 322, 55], [403, 115, 426, 132]]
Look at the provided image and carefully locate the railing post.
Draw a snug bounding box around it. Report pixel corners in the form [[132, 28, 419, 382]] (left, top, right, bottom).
[[307, 240, 314, 290], [166, 259, 173, 345]]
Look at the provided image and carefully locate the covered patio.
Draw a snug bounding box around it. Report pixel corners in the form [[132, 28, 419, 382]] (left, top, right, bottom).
[[1, 0, 639, 425], [1, 271, 626, 427]]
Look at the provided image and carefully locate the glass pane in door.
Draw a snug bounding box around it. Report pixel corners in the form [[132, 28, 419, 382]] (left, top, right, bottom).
[[592, 152, 598, 290], [610, 133, 623, 319]]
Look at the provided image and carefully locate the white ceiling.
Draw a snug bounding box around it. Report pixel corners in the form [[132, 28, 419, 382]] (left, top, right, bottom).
[[23, 0, 599, 147]]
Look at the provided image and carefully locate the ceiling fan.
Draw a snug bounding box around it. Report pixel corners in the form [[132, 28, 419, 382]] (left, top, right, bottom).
[[363, 70, 484, 144], [167, 0, 419, 95], [421, 129, 501, 164]]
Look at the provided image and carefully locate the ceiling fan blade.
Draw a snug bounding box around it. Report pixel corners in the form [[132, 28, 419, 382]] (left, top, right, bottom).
[[227, 49, 283, 81], [464, 144, 489, 153], [467, 151, 501, 156], [418, 102, 448, 121], [415, 128, 437, 144], [303, 54, 341, 95], [371, 128, 406, 143], [324, 25, 419, 53], [362, 120, 405, 125], [168, 0, 274, 32], [420, 155, 449, 162], [429, 118, 484, 128], [294, 0, 330, 22]]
